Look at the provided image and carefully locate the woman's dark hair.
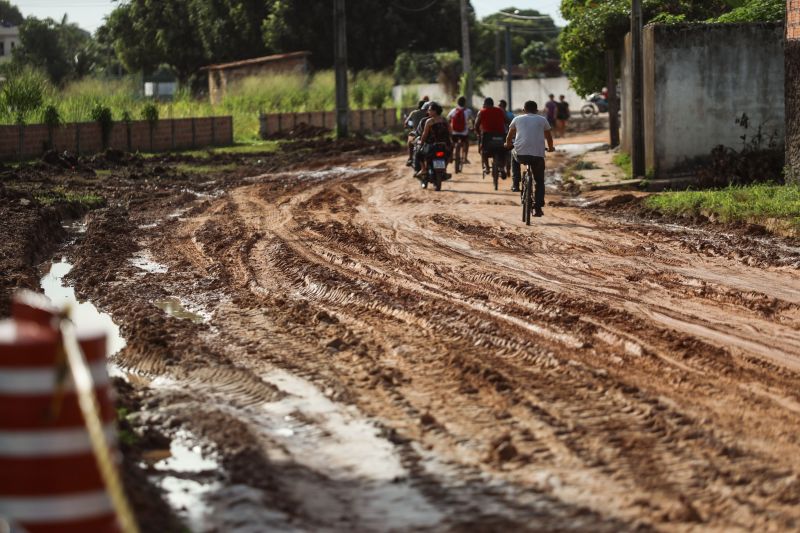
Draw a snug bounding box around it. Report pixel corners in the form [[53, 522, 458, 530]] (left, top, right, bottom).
[[417, 100, 426, 109], [457, 96, 466, 107], [429, 102, 443, 115], [524, 100, 538, 113]]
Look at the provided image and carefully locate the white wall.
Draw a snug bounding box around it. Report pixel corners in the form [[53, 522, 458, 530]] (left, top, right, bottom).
[[393, 76, 583, 112]]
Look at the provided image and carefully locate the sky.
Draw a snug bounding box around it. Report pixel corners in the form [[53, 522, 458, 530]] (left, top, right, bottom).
[[15, 0, 566, 34]]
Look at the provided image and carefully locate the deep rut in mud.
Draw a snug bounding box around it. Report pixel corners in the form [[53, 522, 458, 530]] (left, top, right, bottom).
[[58, 149, 800, 531]]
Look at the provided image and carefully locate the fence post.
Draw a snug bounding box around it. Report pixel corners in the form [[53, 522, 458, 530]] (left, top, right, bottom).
[[17, 124, 23, 163], [211, 117, 216, 145], [292, 112, 298, 130]]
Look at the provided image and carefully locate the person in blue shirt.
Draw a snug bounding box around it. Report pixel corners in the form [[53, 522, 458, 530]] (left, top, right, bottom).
[[498, 100, 515, 179]]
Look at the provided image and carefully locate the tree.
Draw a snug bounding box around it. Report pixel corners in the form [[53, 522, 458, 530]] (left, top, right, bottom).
[[0, 0, 23, 25], [262, 0, 464, 71], [472, 7, 560, 78], [104, 0, 205, 85], [188, 0, 269, 62], [10, 15, 95, 85]]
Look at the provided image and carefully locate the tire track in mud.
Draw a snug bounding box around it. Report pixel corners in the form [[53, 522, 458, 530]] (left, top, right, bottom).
[[106, 155, 800, 531]]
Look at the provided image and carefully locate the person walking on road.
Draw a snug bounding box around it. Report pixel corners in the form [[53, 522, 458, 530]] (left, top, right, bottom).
[[555, 94, 570, 138], [504, 100, 555, 217], [545, 94, 557, 130]]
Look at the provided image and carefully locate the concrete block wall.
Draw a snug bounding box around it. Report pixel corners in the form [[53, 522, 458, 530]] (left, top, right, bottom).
[[787, 1, 800, 179], [0, 117, 233, 161], [622, 23, 784, 178], [259, 108, 400, 137]]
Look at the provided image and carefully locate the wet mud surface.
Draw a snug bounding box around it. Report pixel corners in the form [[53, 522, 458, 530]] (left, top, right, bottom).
[[3, 135, 800, 531]]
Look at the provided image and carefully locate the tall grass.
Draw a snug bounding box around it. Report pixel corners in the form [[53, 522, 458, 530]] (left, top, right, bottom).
[[0, 69, 397, 141], [645, 183, 800, 232]]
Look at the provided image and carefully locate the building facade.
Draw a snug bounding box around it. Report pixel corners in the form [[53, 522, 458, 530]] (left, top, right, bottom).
[[0, 23, 19, 64]]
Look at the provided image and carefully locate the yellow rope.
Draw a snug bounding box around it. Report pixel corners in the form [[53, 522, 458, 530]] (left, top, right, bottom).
[[60, 315, 139, 533]]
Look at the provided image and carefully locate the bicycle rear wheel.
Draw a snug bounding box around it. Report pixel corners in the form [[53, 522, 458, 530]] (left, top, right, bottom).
[[524, 169, 533, 225], [492, 157, 499, 191]]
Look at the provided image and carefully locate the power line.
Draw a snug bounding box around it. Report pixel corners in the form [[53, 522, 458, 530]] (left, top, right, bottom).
[[497, 10, 553, 20], [391, 0, 440, 12]]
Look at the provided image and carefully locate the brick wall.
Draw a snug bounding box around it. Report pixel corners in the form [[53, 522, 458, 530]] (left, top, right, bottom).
[[0, 117, 233, 161], [788, 1, 800, 178], [258, 108, 401, 137]]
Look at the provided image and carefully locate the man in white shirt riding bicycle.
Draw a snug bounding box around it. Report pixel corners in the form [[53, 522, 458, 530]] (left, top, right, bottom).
[[504, 100, 555, 217]]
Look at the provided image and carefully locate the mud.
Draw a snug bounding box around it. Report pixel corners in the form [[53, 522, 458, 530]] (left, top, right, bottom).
[[4, 133, 800, 531]]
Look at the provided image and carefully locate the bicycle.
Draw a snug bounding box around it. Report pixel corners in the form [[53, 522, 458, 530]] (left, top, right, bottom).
[[520, 161, 534, 225], [453, 136, 467, 174]]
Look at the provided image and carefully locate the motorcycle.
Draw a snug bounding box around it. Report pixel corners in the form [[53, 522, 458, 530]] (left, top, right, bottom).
[[423, 142, 450, 191], [580, 92, 610, 118]]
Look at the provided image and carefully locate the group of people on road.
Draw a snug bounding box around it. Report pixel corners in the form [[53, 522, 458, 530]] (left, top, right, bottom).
[[404, 94, 557, 217]]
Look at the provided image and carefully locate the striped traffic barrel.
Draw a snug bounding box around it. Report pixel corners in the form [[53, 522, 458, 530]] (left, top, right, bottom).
[[0, 319, 119, 533]]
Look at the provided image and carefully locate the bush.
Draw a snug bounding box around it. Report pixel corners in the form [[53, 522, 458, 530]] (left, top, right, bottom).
[[0, 67, 50, 124], [141, 103, 159, 125], [91, 104, 114, 148]]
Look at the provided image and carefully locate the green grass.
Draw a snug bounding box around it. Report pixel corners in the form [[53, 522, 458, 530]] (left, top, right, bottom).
[[142, 139, 281, 159], [645, 183, 800, 232], [612, 152, 632, 179], [6, 70, 396, 143], [35, 189, 105, 209], [174, 163, 239, 174]]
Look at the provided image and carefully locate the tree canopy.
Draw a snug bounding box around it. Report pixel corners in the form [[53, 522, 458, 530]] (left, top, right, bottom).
[[0, 0, 22, 25], [558, 0, 785, 96], [10, 16, 93, 85]]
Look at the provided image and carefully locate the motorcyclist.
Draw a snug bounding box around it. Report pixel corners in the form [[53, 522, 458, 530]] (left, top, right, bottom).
[[418, 101, 452, 190], [473, 97, 507, 178], [405, 100, 428, 166], [412, 102, 432, 177]]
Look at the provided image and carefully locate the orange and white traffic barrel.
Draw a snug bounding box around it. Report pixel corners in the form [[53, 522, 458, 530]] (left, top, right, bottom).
[[0, 319, 119, 533]]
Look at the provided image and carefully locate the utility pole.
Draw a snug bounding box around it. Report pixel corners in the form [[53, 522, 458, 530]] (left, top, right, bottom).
[[334, 0, 348, 138], [630, 0, 645, 177], [459, 0, 472, 106], [505, 25, 512, 110], [606, 50, 620, 148]]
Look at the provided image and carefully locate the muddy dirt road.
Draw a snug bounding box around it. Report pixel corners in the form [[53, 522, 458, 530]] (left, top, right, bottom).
[[26, 141, 800, 531]]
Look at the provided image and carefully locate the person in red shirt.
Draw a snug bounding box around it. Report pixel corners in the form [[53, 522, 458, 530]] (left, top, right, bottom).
[[473, 97, 508, 176]]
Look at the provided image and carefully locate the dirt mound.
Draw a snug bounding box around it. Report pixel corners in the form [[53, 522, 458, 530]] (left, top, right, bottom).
[[0, 188, 64, 316]]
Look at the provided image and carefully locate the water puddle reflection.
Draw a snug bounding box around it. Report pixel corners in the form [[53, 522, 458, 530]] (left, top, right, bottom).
[[41, 259, 126, 357], [129, 251, 169, 274], [260, 369, 443, 529], [154, 297, 207, 324]]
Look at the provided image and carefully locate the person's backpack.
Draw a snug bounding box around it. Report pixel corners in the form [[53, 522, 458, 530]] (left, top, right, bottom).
[[450, 107, 466, 132]]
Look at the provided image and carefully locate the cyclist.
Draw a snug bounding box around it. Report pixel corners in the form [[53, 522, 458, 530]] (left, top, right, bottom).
[[405, 100, 428, 166], [498, 99, 514, 178], [418, 102, 452, 189], [447, 96, 473, 165], [504, 100, 555, 217], [473, 97, 507, 177]]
